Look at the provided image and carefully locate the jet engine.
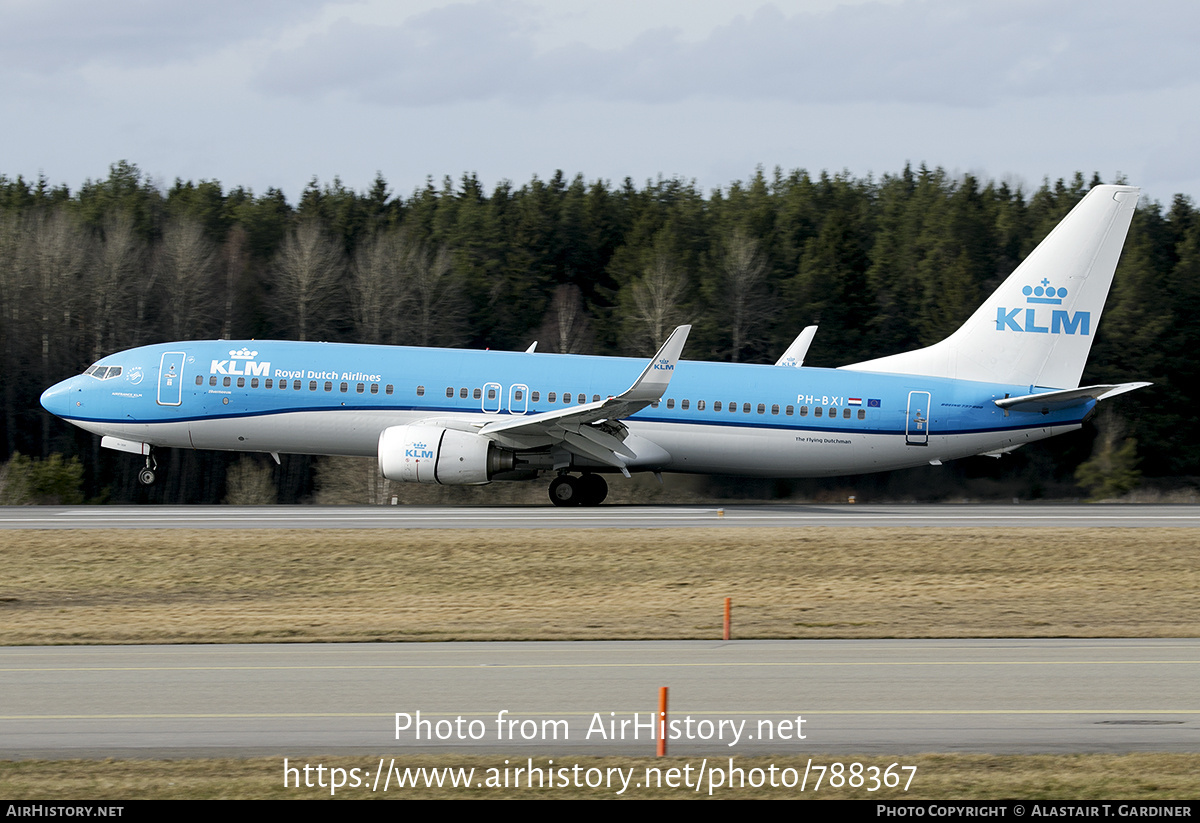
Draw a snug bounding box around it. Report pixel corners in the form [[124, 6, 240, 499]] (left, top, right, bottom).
[[378, 425, 516, 485]]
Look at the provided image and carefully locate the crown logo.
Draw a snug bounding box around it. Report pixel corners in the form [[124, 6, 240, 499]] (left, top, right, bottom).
[[1023, 279, 1067, 305], [230, 348, 258, 359]]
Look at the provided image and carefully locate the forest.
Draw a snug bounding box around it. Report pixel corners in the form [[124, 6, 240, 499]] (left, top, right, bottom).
[[1, 161, 1195, 504]]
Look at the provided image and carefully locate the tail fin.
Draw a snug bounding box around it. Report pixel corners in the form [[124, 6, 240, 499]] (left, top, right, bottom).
[[843, 184, 1140, 388]]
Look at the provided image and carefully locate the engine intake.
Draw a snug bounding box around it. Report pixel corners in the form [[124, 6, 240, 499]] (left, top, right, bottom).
[[378, 425, 515, 485]]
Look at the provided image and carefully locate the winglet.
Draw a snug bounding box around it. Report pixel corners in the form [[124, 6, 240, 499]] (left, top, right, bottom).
[[617, 325, 691, 403], [775, 326, 818, 367]]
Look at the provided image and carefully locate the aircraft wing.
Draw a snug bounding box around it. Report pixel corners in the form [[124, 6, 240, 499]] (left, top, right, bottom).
[[475, 325, 691, 470], [994, 382, 1151, 413]]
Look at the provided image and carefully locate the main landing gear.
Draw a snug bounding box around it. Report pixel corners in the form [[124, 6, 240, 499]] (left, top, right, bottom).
[[548, 473, 608, 507], [138, 450, 157, 486]]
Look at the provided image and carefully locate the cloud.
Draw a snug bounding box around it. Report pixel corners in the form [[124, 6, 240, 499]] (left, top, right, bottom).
[[256, 0, 1200, 108], [0, 0, 329, 71]]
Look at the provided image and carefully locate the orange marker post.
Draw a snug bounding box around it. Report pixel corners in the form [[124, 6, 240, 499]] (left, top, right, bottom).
[[723, 597, 731, 641], [657, 686, 668, 757]]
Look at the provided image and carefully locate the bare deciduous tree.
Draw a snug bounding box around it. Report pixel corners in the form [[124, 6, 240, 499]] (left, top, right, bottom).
[[720, 229, 770, 362], [270, 219, 345, 341], [156, 216, 218, 340], [538, 283, 593, 353], [90, 212, 144, 357], [352, 229, 405, 345], [629, 252, 688, 351], [406, 242, 465, 348]]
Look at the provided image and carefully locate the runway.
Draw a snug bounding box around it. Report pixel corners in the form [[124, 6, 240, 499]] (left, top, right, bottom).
[[3, 503, 1200, 529], [3, 639, 1198, 759]]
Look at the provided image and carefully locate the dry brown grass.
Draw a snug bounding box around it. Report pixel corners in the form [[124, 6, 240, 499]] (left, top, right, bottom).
[[3, 753, 1199, 799], [0, 527, 1196, 644]]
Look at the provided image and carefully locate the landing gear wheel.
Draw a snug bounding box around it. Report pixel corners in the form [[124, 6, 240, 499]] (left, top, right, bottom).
[[139, 450, 158, 486], [578, 473, 608, 506], [548, 475, 580, 507]]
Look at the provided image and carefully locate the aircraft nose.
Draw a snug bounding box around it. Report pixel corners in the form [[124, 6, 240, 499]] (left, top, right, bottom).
[[40, 378, 78, 418]]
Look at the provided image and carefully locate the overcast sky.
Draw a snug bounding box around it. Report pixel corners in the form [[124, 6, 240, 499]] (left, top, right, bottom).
[[4, 0, 1199, 206]]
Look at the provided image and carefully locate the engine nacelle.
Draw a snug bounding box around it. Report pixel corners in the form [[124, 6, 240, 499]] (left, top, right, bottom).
[[378, 425, 515, 485]]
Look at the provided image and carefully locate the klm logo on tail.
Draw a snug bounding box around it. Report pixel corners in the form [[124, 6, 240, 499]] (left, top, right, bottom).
[[995, 279, 1090, 336]]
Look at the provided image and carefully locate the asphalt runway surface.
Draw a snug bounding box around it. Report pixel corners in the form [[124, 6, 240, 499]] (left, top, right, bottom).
[[3, 503, 1200, 529], [3, 639, 1198, 759]]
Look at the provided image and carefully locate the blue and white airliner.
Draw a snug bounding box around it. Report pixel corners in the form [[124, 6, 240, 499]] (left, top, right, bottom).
[[41, 185, 1149, 505]]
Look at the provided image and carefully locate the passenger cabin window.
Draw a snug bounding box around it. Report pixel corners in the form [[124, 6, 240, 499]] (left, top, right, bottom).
[[650, 399, 658, 408], [340, 382, 348, 393], [713, 401, 721, 411], [681, 399, 689, 410], [324, 381, 333, 392], [487, 387, 496, 400], [370, 384, 379, 395], [309, 381, 317, 391], [293, 380, 302, 390], [814, 407, 822, 417], [857, 409, 866, 419], [195, 375, 203, 385], [697, 400, 705, 411], [666, 398, 674, 409], [208, 376, 217, 386], [592, 394, 600, 402], [514, 389, 523, 401], [251, 378, 259, 388], [771, 404, 779, 415], [357, 383, 365, 394], [238, 377, 246, 388], [786, 405, 794, 416], [460, 388, 468, 399], [563, 393, 572, 404], [416, 385, 425, 396], [386, 384, 394, 395], [799, 406, 807, 416], [757, 404, 765, 414], [548, 392, 557, 402], [473, 388, 482, 399], [730, 403, 738, 414], [843, 408, 851, 419], [445, 387, 453, 398], [531, 391, 540, 402]]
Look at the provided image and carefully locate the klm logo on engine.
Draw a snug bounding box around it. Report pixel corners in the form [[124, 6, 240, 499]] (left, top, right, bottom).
[[995, 280, 1090, 336], [211, 348, 271, 376], [406, 442, 434, 459]]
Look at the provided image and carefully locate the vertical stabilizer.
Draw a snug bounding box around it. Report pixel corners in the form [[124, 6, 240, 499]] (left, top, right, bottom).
[[842, 185, 1139, 388]]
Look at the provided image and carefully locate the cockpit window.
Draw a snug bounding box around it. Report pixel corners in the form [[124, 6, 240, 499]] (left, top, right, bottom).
[[84, 365, 122, 380]]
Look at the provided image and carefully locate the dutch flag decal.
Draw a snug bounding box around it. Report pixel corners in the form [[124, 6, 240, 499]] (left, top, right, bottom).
[[848, 397, 863, 406]]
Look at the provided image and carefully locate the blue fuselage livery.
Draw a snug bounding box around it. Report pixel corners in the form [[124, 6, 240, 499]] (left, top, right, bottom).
[[41, 338, 1087, 471], [40, 185, 1150, 505]]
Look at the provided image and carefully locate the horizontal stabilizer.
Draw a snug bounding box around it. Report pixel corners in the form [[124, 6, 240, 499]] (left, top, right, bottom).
[[994, 382, 1151, 413]]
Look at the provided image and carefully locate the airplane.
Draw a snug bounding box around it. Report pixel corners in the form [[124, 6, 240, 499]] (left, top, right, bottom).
[[40, 184, 1149, 506]]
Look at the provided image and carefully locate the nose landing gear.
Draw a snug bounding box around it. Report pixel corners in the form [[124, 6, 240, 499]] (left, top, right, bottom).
[[548, 473, 608, 507], [138, 451, 158, 486]]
